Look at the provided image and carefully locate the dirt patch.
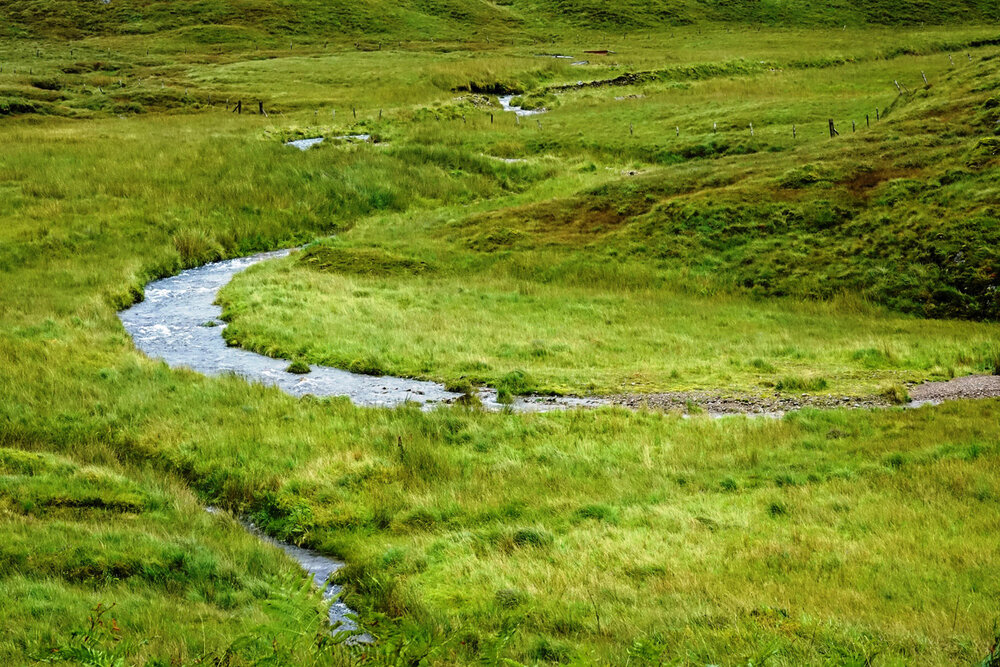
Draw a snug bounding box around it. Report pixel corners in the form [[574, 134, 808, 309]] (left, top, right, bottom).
[[461, 196, 641, 249], [299, 245, 430, 276], [611, 391, 892, 415], [612, 374, 1000, 415], [840, 167, 916, 198], [908, 374, 1000, 403]]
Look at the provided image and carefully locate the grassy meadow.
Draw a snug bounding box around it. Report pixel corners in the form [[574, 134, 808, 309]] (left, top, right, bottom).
[[1, 4, 1000, 665]]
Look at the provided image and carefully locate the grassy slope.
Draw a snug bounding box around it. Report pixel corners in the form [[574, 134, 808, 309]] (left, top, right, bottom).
[[0, 447, 335, 664], [3, 0, 1000, 40], [0, 12, 999, 667], [217, 45, 1000, 396]]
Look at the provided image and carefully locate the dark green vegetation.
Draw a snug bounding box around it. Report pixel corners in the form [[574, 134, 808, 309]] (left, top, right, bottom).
[[2, 3, 1000, 666], [3, 0, 1000, 40]]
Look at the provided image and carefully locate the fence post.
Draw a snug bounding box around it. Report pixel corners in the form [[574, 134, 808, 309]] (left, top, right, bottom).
[[792, 124, 796, 139], [829, 119, 839, 137], [749, 122, 754, 137]]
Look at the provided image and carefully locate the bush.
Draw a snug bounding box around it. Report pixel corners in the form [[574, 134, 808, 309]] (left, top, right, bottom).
[[497, 369, 535, 396], [775, 376, 828, 392], [881, 383, 910, 405], [511, 527, 552, 549], [348, 355, 386, 376], [573, 503, 619, 523], [172, 229, 223, 267], [286, 360, 311, 374]]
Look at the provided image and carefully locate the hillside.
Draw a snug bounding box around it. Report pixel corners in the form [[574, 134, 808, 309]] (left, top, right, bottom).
[[2, 0, 999, 40]]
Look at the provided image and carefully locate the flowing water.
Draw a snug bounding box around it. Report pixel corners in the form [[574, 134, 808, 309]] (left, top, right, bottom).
[[118, 250, 602, 411], [285, 134, 373, 150], [498, 94, 548, 117], [206, 507, 371, 643]]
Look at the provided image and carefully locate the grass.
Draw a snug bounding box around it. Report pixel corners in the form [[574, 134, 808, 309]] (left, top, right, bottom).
[[1, 12, 999, 665], [217, 43, 1000, 397], [220, 241, 999, 396], [0, 447, 336, 663]]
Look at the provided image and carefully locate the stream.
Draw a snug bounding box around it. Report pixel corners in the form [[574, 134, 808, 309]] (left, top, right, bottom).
[[498, 94, 548, 117], [120, 248, 994, 641], [206, 507, 371, 644], [117, 250, 604, 411]]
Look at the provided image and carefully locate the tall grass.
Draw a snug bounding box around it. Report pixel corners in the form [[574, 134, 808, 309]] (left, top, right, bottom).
[[0, 23, 998, 665]]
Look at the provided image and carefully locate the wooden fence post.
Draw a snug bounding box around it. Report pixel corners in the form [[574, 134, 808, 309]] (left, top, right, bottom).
[[749, 122, 754, 137], [792, 124, 796, 139], [828, 119, 839, 137]]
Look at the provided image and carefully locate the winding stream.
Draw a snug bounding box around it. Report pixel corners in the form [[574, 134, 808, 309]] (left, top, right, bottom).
[[121, 248, 997, 641], [118, 250, 603, 411]]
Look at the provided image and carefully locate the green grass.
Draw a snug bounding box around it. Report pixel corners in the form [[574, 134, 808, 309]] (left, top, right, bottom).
[[1, 15, 1000, 666], [5, 0, 1000, 42], [0, 447, 336, 664], [219, 243, 998, 395], [216, 43, 1000, 396]]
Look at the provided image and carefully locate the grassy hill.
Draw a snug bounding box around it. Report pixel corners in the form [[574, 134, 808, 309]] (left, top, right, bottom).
[[2, 0, 999, 40], [2, 4, 1000, 664]]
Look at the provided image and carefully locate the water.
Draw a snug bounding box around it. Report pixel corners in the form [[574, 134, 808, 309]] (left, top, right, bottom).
[[498, 95, 548, 117], [286, 137, 325, 150], [206, 507, 372, 643], [285, 135, 372, 151], [118, 250, 602, 411]]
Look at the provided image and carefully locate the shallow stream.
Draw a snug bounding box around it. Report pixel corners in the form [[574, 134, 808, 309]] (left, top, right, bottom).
[[118, 250, 601, 411]]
